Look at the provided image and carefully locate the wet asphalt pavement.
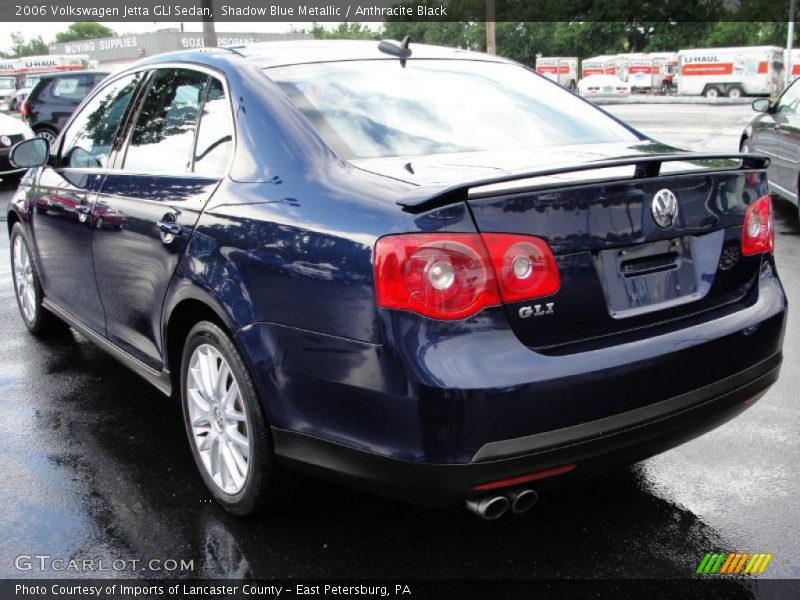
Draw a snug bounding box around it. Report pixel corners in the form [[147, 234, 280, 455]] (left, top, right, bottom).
[[0, 105, 799, 584]]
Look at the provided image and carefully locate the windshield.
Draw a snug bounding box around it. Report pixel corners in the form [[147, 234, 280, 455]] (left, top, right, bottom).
[[0, 79, 15, 89], [267, 59, 639, 160], [23, 76, 39, 88]]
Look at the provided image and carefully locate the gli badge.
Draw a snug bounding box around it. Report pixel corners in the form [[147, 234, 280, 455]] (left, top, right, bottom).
[[519, 303, 555, 319], [651, 188, 679, 229]]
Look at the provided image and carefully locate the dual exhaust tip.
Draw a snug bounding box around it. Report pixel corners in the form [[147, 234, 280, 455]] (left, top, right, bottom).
[[465, 488, 538, 520]]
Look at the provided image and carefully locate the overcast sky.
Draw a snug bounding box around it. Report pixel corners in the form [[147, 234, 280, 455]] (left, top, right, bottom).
[[0, 21, 319, 53]]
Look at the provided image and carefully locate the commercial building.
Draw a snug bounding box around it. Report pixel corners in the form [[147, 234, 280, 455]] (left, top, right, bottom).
[[48, 29, 312, 70]]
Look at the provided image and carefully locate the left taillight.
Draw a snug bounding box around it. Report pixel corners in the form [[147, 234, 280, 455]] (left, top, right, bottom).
[[741, 194, 774, 256], [374, 233, 500, 320], [374, 233, 560, 320], [20, 100, 29, 118]]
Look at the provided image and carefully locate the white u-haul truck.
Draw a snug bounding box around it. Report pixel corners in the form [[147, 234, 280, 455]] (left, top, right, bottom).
[[581, 55, 622, 78], [534, 57, 578, 90], [0, 60, 18, 108], [618, 54, 656, 91], [784, 49, 800, 81], [677, 46, 784, 98]]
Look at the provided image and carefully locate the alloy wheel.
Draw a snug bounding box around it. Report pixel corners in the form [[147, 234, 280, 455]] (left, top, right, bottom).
[[186, 344, 251, 495], [12, 236, 36, 323], [36, 130, 56, 143]]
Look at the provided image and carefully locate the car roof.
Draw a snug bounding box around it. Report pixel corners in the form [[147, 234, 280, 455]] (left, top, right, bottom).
[[132, 40, 511, 72], [235, 40, 508, 68], [39, 70, 110, 79]]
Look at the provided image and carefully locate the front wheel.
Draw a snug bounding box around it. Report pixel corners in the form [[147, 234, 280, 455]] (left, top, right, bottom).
[[740, 138, 750, 154], [10, 223, 61, 335], [181, 320, 276, 515]]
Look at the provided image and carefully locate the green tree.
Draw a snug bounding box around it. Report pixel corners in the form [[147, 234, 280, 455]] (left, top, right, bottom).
[[55, 22, 115, 43], [705, 22, 796, 47], [310, 22, 379, 40], [10, 32, 49, 57], [382, 21, 479, 49]]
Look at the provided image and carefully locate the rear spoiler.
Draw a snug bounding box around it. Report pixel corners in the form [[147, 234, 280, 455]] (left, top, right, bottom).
[[396, 152, 770, 213]]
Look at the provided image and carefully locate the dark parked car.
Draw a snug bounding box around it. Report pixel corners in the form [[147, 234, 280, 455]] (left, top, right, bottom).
[[0, 112, 34, 179], [7, 42, 786, 519], [21, 70, 110, 143], [742, 77, 800, 217]]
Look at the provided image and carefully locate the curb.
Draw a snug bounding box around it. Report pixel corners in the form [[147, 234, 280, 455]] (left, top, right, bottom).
[[593, 96, 754, 106]]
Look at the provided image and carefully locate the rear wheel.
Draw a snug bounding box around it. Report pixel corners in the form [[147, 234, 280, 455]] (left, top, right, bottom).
[[34, 127, 57, 143], [181, 320, 275, 515], [10, 223, 61, 335], [704, 86, 722, 98], [727, 86, 744, 99]]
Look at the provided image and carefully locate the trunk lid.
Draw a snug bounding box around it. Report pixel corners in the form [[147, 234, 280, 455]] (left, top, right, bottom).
[[355, 143, 769, 351]]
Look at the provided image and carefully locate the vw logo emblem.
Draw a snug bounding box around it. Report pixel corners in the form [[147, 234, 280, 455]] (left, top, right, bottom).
[[0, 135, 11, 147], [651, 188, 679, 229]]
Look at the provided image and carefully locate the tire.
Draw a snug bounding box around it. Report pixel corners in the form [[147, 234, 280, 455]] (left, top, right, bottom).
[[34, 127, 58, 144], [704, 86, 721, 98], [10, 223, 61, 335], [727, 86, 744, 99], [180, 320, 275, 515], [740, 138, 750, 154]]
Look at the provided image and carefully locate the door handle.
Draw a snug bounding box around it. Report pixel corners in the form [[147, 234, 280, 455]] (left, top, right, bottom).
[[156, 220, 182, 244], [157, 221, 182, 236]]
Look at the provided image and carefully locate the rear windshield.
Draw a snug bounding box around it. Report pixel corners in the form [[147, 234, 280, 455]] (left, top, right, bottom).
[[267, 59, 640, 160]]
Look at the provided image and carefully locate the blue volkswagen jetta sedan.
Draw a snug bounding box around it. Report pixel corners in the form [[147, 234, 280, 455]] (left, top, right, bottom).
[[7, 41, 786, 519]]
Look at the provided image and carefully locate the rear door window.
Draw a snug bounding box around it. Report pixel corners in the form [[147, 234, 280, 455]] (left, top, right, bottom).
[[123, 68, 207, 173], [193, 77, 233, 177]]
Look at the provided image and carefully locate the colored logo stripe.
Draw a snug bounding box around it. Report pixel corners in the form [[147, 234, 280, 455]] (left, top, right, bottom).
[[719, 553, 737, 574], [697, 552, 773, 575]]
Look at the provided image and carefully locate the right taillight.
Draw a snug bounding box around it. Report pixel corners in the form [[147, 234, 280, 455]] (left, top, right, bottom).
[[373, 232, 560, 320], [480, 233, 560, 303], [741, 194, 774, 256]]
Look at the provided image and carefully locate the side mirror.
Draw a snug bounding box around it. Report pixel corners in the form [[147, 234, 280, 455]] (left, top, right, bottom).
[[9, 137, 49, 169], [752, 98, 772, 113]]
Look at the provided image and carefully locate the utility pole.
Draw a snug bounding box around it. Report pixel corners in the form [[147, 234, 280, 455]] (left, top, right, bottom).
[[486, 0, 496, 55], [788, 0, 796, 88], [202, 0, 217, 47]]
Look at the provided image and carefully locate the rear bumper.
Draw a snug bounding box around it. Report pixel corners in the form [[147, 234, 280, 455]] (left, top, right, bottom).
[[273, 352, 781, 505], [237, 265, 786, 505]]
